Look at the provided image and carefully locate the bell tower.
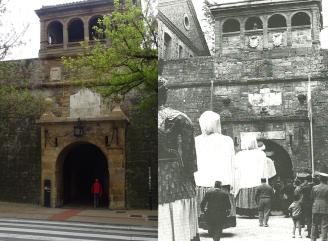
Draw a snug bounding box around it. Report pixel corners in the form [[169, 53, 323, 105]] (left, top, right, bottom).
[[35, 0, 114, 59], [209, 0, 323, 55]]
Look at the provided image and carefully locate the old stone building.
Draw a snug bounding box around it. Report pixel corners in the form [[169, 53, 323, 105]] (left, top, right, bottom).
[[161, 0, 328, 182], [0, 0, 157, 209], [158, 0, 210, 59]]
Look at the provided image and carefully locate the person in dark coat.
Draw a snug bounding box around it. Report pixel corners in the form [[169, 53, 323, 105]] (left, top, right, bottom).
[[255, 178, 274, 227], [300, 175, 314, 238], [282, 178, 295, 217], [201, 181, 231, 241], [311, 173, 328, 241]]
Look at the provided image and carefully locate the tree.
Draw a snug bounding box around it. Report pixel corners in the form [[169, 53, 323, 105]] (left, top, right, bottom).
[[0, 0, 28, 59], [62, 0, 158, 107]]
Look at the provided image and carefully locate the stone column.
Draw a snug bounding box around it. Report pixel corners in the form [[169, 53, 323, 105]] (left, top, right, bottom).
[[215, 18, 222, 56], [286, 13, 292, 47], [263, 16, 269, 49], [311, 8, 321, 45], [40, 20, 47, 50], [63, 20, 68, 49], [240, 17, 245, 49], [83, 17, 89, 42]]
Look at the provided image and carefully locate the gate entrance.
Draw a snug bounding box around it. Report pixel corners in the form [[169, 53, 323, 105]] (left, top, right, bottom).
[[260, 140, 293, 211], [260, 140, 293, 181], [57, 143, 109, 207]]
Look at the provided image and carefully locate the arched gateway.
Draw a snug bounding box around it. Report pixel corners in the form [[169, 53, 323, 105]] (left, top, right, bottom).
[[38, 105, 129, 209], [56, 142, 109, 207]]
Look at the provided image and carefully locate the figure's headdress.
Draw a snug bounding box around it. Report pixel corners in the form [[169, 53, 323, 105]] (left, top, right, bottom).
[[241, 135, 258, 150], [198, 111, 221, 135]]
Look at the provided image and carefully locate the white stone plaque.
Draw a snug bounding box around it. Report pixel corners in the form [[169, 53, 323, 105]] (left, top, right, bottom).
[[272, 33, 283, 47], [249, 36, 260, 48], [248, 89, 282, 107], [70, 88, 101, 118], [240, 131, 286, 149], [50, 67, 62, 81]]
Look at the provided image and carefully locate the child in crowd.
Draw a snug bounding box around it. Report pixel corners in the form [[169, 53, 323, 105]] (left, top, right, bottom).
[[288, 194, 303, 238]]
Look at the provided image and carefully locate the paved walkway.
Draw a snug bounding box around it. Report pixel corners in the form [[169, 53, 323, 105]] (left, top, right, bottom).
[[0, 202, 157, 227], [200, 214, 310, 241]]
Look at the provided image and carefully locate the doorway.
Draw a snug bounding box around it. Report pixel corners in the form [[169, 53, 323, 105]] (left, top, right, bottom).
[[259, 140, 293, 211], [57, 142, 109, 207]]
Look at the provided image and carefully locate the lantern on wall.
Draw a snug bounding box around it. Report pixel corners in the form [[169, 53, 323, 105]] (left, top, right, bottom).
[[73, 118, 85, 137]]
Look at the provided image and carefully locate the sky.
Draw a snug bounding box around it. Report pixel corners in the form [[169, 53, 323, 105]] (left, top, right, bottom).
[[2, 0, 328, 60]]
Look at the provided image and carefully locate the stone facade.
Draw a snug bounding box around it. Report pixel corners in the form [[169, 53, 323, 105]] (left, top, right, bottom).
[[161, 0, 328, 180], [158, 0, 210, 60], [0, 0, 157, 209]]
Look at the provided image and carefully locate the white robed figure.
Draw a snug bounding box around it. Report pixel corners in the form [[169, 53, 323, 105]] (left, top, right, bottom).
[[194, 111, 236, 216], [234, 135, 276, 215]]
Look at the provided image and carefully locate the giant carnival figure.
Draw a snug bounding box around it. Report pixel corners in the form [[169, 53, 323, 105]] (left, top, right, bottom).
[[158, 77, 199, 241], [234, 135, 276, 216], [194, 111, 236, 231]]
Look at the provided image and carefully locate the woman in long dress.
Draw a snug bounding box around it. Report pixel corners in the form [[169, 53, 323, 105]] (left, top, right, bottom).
[[158, 77, 199, 241], [234, 136, 276, 216]]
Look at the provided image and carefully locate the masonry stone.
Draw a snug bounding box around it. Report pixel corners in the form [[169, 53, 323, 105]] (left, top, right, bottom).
[[161, 0, 328, 178], [0, 0, 157, 209]]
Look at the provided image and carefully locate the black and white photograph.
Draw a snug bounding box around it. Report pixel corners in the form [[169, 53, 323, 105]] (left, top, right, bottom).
[[158, 0, 328, 240]]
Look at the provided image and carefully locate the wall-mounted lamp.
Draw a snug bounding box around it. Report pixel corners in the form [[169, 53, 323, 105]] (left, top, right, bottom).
[[106, 127, 119, 147], [74, 118, 85, 137], [297, 94, 306, 105], [289, 132, 293, 149]]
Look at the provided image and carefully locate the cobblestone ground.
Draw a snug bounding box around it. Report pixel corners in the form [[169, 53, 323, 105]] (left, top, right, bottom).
[[199, 214, 312, 241]]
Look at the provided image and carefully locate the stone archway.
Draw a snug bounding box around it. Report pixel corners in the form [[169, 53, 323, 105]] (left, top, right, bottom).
[[259, 139, 293, 181], [56, 142, 109, 207], [39, 109, 128, 209], [259, 139, 293, 211]]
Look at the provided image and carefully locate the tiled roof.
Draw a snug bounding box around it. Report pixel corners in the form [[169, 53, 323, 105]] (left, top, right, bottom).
[[41, 0, 98, 9], [35, 0, 113, 16]]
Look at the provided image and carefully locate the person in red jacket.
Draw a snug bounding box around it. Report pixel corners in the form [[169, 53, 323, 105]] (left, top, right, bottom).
[[91, 178, 103, 208]]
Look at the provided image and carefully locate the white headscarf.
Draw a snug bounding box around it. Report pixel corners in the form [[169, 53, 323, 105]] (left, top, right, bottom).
[[241, 135, 258, 150], [198, 111, 221, 135]]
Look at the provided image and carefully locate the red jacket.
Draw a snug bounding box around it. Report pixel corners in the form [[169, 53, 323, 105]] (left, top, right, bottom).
[[91, 181, 103, 194]]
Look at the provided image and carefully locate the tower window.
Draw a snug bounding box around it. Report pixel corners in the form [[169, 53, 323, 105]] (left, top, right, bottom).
[[292, 12, 311, 26], [68, 18, 84, 42], [89, 15, 105, 40], [245, 17, 263, 30], [163, 32, 172, 59], [47, 21, 63, 45], [268, 14, 287, 28], [178, 45, 183, 58], [223, 19, 240, 33], [184, 14, 190, 30]]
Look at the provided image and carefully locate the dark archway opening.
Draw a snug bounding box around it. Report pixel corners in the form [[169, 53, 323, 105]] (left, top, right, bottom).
[[245, 17, 263, 30], [259, 140, 293, 211], [292, 12, 311, 27], [89, 16, 105, 40], [47, 21, 63, 45], [68, 19, 84, 42], [62, 143, 109, 207], [223, 19, 240, 33], [268, 14, 287, 28]]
